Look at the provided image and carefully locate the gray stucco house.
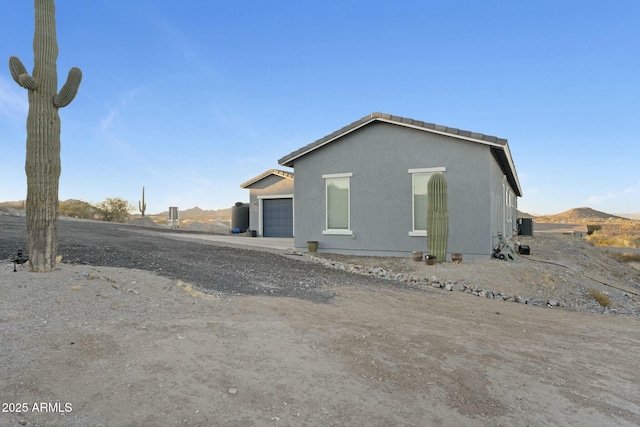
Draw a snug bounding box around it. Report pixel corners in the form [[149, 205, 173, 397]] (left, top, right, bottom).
[[244, 112, 522, 259], [240, 169, 294, 237]]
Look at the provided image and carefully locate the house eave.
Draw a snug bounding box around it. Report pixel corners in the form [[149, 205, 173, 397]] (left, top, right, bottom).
[[277, 112, 522, 197], [240, 169, 294, 189]]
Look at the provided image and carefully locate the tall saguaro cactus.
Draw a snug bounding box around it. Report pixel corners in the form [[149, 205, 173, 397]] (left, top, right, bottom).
[[9, 0, 82, 272], [427, 173, 449, 263], [139, 186, 147, 216]]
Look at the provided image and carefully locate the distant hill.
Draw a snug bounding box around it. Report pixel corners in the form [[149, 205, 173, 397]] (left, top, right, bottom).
[[2, 200, 234, 223], [516, 210, 536, 219], [0, 200, 25, 209], [536, 207, 629, 223], [144, 206, 232, 222], [616, 212, 640, 220], [0, 200, 26, 216]]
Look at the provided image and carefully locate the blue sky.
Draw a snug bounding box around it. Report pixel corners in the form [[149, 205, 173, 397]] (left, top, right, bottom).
[[1, 1, 638, 216]]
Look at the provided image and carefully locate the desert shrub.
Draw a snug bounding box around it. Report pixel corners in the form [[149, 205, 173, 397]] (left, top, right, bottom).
[[59, 200, 100, 219], [97, 197, 134, 223], [586, 231, 640, 248], [588, 288, 612, 308], [607, 252, 640, 263], [587, 224, 601, 235]]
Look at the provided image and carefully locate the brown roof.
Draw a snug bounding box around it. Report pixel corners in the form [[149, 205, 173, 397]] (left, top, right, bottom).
[[278, 112, 522, 196], [240, 169, 294, 189]]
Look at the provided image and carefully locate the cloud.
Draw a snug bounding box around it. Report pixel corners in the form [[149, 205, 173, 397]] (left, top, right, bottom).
[[585, 181, 640, 205], [99, 108, 118, 133], [0, 77, 28, 119], [95, 88, 141, 152]]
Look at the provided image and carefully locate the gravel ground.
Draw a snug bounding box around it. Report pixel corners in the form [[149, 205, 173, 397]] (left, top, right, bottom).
[[0, 215, 402, 303], [2, 214, 640, 426], [2, 214, 640, 315]]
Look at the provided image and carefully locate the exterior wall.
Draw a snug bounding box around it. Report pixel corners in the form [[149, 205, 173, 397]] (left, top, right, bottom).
[[246, 175, 294, 235], [488, 154, 519, 251], [293, 121, 498, 258]]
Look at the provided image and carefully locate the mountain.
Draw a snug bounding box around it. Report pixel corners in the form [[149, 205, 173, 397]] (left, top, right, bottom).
[[0, 200, 26, 216], [616, 212, 640, 220], [0, 200, 26, 209], [146, 206, 232, 221], [516, 210, 536, 219], [536, 207, 629, 223]]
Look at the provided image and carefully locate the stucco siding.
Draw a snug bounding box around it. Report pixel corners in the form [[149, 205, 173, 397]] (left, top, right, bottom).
[[489, 155, 519, 250], [246, 175, 294, 234], [293, 121, 497, 257]]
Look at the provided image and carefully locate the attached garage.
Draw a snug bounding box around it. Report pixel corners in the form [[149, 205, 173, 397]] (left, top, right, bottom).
[[240, 169, 294, 237], [262, 197, 293, 237]]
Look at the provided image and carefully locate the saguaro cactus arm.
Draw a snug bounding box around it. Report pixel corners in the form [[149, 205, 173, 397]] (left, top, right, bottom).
[[9, 56, 38, 90], [54, 67, 82, 107]]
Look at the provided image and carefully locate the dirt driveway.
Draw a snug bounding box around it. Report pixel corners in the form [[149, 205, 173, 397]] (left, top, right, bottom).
[[1, 216, 639, 426]]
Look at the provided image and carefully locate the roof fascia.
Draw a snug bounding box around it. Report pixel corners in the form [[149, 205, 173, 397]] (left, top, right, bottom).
[[279, 118, 376, 167], [240, 170, 293, 189], [280, 117, 506, 167]]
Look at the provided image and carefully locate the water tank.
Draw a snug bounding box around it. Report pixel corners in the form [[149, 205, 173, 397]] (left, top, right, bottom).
[[168, 206, 179, 229], [517, 218, 533, 236], [231, 202, 250, 232], [169, 206, 179, 220]]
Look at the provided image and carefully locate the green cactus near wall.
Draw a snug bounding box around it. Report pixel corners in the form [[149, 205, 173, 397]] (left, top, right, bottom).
[[139, 186, 147, 216], [8, 0, 82, 272], [427, 173, 449, 263]]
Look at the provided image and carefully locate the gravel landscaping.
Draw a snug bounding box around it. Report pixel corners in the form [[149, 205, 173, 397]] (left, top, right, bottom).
[[2, 213, 640, 426]]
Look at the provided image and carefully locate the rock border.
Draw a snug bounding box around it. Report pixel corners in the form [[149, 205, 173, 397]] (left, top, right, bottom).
[[305, 254, 628, 314]]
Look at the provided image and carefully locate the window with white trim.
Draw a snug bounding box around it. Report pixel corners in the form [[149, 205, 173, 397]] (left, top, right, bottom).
[[323, 173, 352, 234], [408, 167, 446, 236]]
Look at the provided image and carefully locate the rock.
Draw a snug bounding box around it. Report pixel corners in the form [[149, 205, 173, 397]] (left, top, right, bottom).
[[547, 299, 559, 307], [494, 294, 504, 301], [485, 291, 494, 299], [444, 282, 463, 292], [228, 388, 237, 394]]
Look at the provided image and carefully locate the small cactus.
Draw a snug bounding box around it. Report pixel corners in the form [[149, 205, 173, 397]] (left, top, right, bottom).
[[427, 173, 448, 263], [138, 186, 147, 216]]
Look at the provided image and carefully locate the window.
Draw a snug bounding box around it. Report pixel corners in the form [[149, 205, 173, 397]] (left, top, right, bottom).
[[408, 167, 446, 236], [323, 173, 352, 234]]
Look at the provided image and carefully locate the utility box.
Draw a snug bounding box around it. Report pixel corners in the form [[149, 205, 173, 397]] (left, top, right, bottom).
[[517, 218, 533, 236], [168, 206, 179, 229], [518, 244, 530, 255]]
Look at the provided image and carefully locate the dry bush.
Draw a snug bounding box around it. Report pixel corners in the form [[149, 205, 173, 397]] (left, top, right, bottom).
[[586, 231, 640, 248], [176, 280, 213, 299], [607, 252, 640, 263], [588, 288, 612, 308]]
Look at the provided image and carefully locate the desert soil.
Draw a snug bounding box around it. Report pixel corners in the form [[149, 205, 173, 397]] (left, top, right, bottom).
[[1, 216, 640, 426]]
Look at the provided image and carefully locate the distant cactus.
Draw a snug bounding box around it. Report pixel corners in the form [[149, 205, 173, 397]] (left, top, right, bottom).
[[9, 0, 82, 272], [138, 186, 147, 216], [427, 173, 448, 263]]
